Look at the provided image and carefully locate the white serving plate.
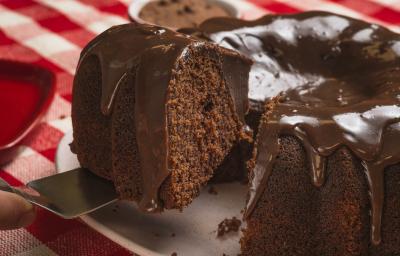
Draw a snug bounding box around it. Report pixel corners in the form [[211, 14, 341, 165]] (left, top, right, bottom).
[[56, 131, 247, 256]]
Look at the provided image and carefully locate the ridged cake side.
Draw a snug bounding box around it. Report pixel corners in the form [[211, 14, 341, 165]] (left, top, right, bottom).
[[241, 134, 400, 255]]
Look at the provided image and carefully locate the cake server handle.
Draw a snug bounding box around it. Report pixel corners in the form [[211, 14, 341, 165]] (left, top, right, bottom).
[[0, 168, 118, 219], [0, 176, 54, 212], [0, 177, 15, 194]]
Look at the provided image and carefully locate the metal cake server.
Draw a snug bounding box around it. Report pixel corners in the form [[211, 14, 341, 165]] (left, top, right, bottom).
[[0, 168, 118, 219]]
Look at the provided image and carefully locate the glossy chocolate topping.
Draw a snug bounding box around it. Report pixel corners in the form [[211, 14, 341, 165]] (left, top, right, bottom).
[[78, 23, 249, 211], [78, 24, 194, 212], [191, 11, 400, 245]]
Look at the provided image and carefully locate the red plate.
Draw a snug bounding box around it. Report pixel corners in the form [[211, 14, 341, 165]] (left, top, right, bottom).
[[0, 60, 55, 166]]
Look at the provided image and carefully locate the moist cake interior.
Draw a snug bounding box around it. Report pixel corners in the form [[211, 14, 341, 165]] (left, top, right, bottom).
[[161, 47, 243, 209]]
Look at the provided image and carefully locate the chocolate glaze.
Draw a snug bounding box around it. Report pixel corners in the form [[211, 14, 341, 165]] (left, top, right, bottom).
[[77, 23, 250, 211], [188, 11, 400, 245]]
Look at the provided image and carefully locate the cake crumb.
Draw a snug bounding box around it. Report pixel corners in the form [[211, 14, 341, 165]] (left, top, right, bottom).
[[217, 217, 242, 237], [171, 252, 177, 256], [208, 185, 218, 195], [171, 233, 176, 237], [112, 205, 119, 213]]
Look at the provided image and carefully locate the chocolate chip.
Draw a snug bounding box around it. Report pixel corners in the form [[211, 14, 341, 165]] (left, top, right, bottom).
[[203, 98, 214, 112], [158, 0, 168, 6], [183, 5, 194, 13]]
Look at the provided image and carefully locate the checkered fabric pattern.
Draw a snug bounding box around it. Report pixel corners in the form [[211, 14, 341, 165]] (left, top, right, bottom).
[[0, 0, 399, 255]]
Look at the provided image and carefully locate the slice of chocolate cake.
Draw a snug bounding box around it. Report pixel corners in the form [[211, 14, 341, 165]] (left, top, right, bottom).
[[71, 23, 251, 211]]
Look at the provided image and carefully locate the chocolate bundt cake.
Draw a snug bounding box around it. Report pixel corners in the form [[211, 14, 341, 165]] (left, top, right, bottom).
[[71, 10, 400, 255], [71, 23, 251, 211], [194, 12, 400, 255]]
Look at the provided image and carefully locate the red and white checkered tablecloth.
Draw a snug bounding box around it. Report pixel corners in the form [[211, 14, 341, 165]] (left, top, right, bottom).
[[0, 0, 398, 255]]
